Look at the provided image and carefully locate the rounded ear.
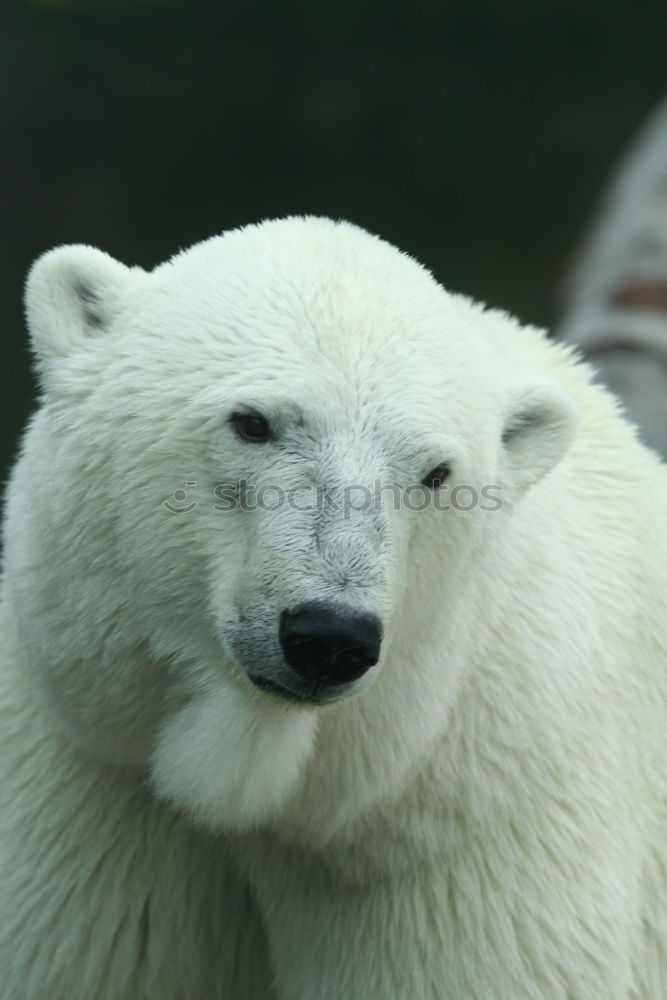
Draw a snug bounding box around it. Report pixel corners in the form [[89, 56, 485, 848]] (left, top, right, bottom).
[[24, 244, 136, 384], [501, 381, 578, 497]]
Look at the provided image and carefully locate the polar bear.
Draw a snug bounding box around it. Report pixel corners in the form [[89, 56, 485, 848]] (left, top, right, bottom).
[[1, 217, 666, 1000]]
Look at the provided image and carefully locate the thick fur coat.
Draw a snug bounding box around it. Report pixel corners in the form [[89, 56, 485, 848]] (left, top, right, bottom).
[[1, 217, 666, 999]]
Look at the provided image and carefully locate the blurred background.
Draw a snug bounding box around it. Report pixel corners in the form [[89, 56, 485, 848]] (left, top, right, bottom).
[[2, 0, 667, 478]]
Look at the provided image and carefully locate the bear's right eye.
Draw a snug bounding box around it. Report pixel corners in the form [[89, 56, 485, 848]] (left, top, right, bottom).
[[421, 463, 451, 490], [232, 412, 271, 443]]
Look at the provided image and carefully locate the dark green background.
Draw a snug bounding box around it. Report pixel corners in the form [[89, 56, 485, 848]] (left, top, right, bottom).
[[3, 0, 667, 479]]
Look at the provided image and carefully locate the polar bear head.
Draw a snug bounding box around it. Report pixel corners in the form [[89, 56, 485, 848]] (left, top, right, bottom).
[[10, 217, 577, 829]]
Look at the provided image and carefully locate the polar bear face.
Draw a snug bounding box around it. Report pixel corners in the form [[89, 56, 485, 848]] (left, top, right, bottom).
[[16, 217, 577, 828]]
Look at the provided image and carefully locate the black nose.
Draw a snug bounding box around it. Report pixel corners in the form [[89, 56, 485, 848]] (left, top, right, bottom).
[[279, 603, 382, 690]]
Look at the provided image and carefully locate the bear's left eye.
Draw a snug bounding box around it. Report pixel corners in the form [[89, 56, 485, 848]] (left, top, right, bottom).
[[232, 413, 271, 443], [421, 463, 451, 490]]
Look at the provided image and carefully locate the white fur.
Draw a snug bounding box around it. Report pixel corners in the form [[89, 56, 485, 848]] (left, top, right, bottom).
[[152, 673, 317, 830], [1, 216, 666, 998]]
